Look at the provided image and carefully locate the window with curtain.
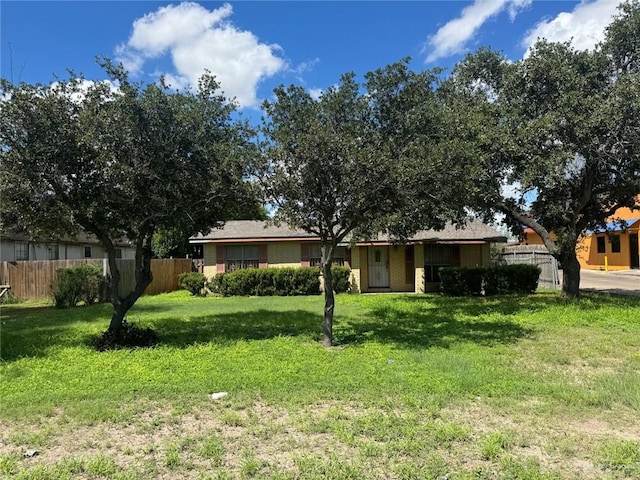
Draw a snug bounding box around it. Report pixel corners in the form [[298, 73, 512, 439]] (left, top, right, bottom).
[[15, 242, 29, 261], [225, 245, 259, 271], [308, 244, 344, 267]]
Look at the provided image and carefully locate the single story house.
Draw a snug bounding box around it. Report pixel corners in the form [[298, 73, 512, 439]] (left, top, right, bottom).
[[522, 198, 640, 271], [190, 220, 506, 293], [0, 231, 135, 262]]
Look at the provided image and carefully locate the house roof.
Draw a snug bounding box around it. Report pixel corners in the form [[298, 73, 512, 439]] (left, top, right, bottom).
[[0, 230, 131, 247], [585, 218, 640, 234], [190, 219, 507, 244], [190, 221, 320, 243]]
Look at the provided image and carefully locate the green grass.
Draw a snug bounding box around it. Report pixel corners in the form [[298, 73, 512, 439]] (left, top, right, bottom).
[[1, 291, 639, 479]]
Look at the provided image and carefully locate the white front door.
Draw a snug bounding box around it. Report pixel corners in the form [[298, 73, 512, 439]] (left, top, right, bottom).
[[368, 246, 389, 288]]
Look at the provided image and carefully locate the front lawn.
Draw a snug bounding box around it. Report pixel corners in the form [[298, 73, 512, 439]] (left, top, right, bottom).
[[1, 292, 639, 479]]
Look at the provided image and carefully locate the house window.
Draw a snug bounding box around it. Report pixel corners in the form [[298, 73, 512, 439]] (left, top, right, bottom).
[[15, 242, 29, 261], [225, 245, 259, 271], [424, 244, 460, 283], [114, 248, 123, 259], [48, 244, 59, 260], [84, 246, 92, 258], [309, 244, 344, 267], [596, 236, 606, 254], [611, 235, 621, 253]]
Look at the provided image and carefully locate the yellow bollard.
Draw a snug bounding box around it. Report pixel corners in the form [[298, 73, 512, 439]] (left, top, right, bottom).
[[604, 255, 608, 272]]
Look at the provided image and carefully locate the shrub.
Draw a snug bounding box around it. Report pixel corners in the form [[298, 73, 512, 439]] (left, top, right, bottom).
[[440, 264, 541, 296], [439, 267, 485, 296], [208, 267, 322, 296], [331, 265, 351, 293], [93, 319, 159, 351], [0, 291, 20, 305], [485, 264, 541, 295], [178, 272, 206, 296], [52, 264, 106, 308]]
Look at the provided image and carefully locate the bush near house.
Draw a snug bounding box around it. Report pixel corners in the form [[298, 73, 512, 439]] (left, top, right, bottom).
[[51, 264, 107, 308], [209, 266, 351, 297], [178, 272, 207, 296], [209, 267, 320, 296], [330, 265, 351, 294], [484, 264, 542, 295], [440, 264, 540, 296], [438, 267, 485, 296]]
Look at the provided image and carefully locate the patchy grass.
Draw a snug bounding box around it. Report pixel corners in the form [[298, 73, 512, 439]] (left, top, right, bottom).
[[1, 291, 639, 479]]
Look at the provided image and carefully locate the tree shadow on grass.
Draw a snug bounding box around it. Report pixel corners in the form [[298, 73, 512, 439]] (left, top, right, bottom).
[[152, 294, 544, 350], [3, 291, 635, 361], [335, 296, 537, 349], [0, 303, 113, 361], [149, 309, 324, 347]]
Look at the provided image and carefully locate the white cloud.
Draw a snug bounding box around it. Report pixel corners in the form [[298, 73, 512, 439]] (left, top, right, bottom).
[[522, 0, 619, 54], [308, 88, 323, 101], [116, 2, 285, 108], [291, 58, 320, 75], [50, 79, 120, 104], [424, 0, 532, 63]]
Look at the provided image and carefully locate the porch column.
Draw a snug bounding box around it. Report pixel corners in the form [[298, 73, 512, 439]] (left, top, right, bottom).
[[349, 246, 361, 293], [414, 243, 425, 293]]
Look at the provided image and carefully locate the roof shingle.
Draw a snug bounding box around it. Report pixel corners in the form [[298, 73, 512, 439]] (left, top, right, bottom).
[[191, 219, 506, 244]]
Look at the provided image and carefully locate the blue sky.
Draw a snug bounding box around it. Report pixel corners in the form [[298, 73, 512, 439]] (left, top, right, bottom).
[[1, 0, 624, 112]]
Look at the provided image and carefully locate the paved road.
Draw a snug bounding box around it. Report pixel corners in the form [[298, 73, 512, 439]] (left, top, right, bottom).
[[578, 269, 640, 296]]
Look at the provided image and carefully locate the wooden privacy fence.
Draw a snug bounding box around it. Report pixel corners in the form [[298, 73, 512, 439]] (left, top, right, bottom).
[[0, 259, 103, 299], [0, 258, 193, 300], [112, 258, 193, 297], [497, 245, 560, 290]]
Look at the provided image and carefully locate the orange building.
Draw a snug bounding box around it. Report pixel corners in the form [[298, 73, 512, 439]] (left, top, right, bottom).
[[577, 203, 640, 271], [521, 199, 640, 271]]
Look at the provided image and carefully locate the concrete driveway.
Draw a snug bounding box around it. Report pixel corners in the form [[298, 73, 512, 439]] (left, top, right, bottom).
[[578, 269, 640, 296]]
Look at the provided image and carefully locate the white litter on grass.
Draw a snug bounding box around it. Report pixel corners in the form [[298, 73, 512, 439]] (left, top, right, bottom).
[[211, 392, 228, 400]]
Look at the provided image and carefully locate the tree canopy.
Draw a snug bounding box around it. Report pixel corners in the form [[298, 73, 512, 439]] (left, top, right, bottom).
[[440, 0, 640, 297], [259, 59, 467, 346], [0, 60, 254, 335]]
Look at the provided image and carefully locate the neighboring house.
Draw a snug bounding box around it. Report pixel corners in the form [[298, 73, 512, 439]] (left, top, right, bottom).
[[190, 220, 506, 293], [0, 231, 135, 262], [520, 198, 640, 271], [577, 202, 640, 271]]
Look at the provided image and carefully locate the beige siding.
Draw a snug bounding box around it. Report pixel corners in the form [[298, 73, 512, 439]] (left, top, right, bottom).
[[268, 242, 301, 267], [389, 245, 414, 292], [350, 246, 362, 293], [415, 244, 425, 293], [460, 245, 483, 267], [359, 248, 369, 292], [481, 244, 491, 266], [203, 244, 217, 279], [458, 244, 491, 267]]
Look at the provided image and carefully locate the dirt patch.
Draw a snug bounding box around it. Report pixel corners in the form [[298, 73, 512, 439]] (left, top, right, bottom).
[[442, 399, 639, 479], [2, 399, 637, 479]]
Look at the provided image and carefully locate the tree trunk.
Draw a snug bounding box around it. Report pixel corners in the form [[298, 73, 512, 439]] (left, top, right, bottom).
[[559, 249, 581, 298], [320, 241, 336, 347], [322, 260, 334, 347], [105, 234, 154, 334], [108, 303, 127, 333]]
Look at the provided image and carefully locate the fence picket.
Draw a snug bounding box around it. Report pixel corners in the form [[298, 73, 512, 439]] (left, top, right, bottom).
[[0, 258, 192, 300], [497, 245, 560, 290]]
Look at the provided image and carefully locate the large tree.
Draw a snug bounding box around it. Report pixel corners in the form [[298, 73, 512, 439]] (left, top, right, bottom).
[[0, 61, 252, 334], [260, 60, 465, 346], [440, 0, 640, 297]]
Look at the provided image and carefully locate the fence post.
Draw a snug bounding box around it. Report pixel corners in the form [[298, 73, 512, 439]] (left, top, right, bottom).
[[103, 258, 108, 277]]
